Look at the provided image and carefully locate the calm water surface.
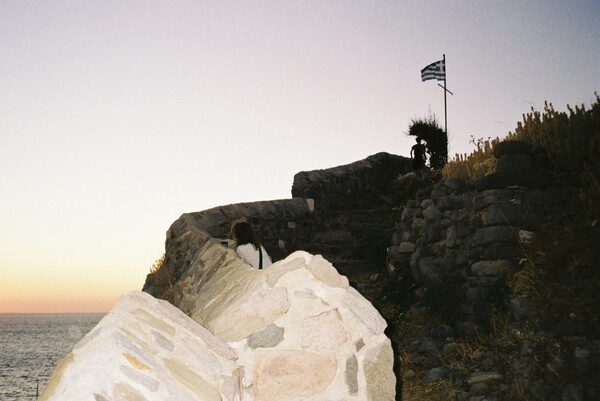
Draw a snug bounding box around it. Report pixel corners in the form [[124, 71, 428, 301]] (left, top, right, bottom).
[[0, 313, 104, 400]]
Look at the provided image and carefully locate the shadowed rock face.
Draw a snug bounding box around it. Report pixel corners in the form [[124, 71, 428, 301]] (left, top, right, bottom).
[[292, 152, 412, 210]]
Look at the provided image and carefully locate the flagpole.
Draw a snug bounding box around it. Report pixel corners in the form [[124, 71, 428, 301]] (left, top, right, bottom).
[[443, 54, 447, 135]]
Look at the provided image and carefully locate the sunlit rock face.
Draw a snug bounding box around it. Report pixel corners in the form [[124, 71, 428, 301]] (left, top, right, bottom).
[[38, 291, 240, 401], [41, 223, 395, 400], [192, 250, 395, 401]]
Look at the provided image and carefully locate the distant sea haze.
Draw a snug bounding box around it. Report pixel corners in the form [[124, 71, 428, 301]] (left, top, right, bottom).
[[0, 313, 104, 400]]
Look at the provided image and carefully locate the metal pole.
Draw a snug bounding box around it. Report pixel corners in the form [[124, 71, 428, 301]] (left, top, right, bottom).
[[443, 54, 447, 135]]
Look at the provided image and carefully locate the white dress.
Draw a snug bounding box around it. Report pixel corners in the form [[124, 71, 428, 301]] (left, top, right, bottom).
[[235, 243, 273, 269]]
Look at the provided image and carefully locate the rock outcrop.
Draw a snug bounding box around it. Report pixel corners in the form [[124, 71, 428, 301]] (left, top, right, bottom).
[[39, 291, 240, 401], [41, 248, 395, 400], [386, 140, 600, 400], [151, 197, 396, 400]]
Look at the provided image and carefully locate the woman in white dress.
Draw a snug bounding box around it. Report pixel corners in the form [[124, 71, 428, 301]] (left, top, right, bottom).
[[230, 220, 273, 269]]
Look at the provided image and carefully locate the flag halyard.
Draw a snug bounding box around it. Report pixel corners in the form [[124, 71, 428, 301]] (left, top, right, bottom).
[[421, 60, 445, 82]]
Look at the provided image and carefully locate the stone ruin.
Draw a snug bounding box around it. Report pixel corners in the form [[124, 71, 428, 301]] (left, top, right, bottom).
[[39, 155, 404, 401], [40, 249, 395, 400], [389, 140, 565, 331]]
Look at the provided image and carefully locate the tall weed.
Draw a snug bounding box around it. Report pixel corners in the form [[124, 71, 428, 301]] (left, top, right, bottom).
[[443, 93, 600, 216]]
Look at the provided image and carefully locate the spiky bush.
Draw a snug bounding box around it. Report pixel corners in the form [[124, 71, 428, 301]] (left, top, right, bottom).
[[510, 93, 600, 216], [408, 113, 448, 169], [443, 136, 499, 184], [443, 93, 600, 216]]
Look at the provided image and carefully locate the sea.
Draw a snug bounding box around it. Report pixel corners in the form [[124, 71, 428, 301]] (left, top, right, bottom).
[[0, 313, 105, 401]]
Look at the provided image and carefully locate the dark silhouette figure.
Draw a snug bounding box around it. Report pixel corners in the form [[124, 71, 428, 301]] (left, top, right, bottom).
[[410, 137, 427, 173], [230, 220, 272, 269]]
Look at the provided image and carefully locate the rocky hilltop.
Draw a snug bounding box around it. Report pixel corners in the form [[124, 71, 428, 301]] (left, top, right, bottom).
[[39, 153, 409, 400], [40, 145, 599, 401], [144, 143, 599, 401]]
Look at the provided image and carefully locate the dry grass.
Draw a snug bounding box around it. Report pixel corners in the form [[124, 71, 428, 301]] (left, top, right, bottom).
[[443, 93, 600, 217], [442, 136, 501, 184], [146, 253, 175, 304]]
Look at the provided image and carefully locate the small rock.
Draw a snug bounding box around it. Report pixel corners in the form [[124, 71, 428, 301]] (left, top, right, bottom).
[[471, 349, 485, 360], [403, 368, 415, 379], [421, 199, 434, 208], [482, 357, 495, 370], [420, 337, 439, 354], [423, 204, 444, 220], [562, 383, 584, 401], [469, 381, 490, 395], [443, 342, 459, 356], [574, 348, 590, 371], [471, 260, 511, 276], [248, 324, 285, 349], [474, 226, 514, 245], [423, 367, 445, 383], [431, 324, 453, 340], [446, 226, 458, 248], [512, 356, 535, 377], [518, 230, 535, 244], [511, 298, 539, 321], [457, 321, 482, 337], [423, 356, 443, 369], [401, 207, 419, 221], [447, 178, 466, 194], [398, 241, 416, 253], [430, 183, 448, 200], [467, 371, 503, 385]]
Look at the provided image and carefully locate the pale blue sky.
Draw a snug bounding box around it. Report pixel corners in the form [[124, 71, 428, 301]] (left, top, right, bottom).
[[1, 1, 598, 312]]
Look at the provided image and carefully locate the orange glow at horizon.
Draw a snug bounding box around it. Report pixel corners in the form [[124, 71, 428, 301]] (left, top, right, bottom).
[[0, 293, 116, 314]]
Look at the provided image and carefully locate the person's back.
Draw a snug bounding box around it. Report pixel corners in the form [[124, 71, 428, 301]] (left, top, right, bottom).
[[230, 220, 273, 269], [411, 138, 427, 172], [235, 243, 272, 269]]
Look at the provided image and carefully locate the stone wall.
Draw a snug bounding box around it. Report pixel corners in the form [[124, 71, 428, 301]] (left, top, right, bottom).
[[388, 180, 560, 331], [292, 152, 411, 210], [153, 197, 395, 400], [386, 140, 599, 400], [388, 141, 572, 331], [42, 248, 396, 401], [42, 151, 410, 400], [143, 198, 315, 297], [143, 152, 411, 298]]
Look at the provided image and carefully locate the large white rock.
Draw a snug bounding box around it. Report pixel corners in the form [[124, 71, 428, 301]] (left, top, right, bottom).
[[39, 291, 240, 401], [41, 249, 396, 401], [181, 250, 396, 401]]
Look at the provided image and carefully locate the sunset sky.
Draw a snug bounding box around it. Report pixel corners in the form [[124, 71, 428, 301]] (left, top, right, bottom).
[[1, 1, 599, 313]]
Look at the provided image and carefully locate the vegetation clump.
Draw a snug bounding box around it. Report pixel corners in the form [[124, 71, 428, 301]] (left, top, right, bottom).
[[444, 92, 600, 217], [408, 113, 448, 169]]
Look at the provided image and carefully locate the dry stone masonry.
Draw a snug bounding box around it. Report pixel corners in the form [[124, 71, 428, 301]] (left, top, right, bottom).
[[41, 198, 396, 400], [388, 140, 600, 400], [156, 200, 396, 401]]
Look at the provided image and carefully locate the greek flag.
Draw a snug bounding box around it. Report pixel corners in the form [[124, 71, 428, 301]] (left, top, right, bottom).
[[421, 59, 445, 81]]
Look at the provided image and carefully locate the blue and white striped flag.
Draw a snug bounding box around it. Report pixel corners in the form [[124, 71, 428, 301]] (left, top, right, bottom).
[[421, 59, 445, 81]]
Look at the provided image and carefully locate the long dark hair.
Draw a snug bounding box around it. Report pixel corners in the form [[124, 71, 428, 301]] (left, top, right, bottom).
[[230, 220, 261, 250]]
